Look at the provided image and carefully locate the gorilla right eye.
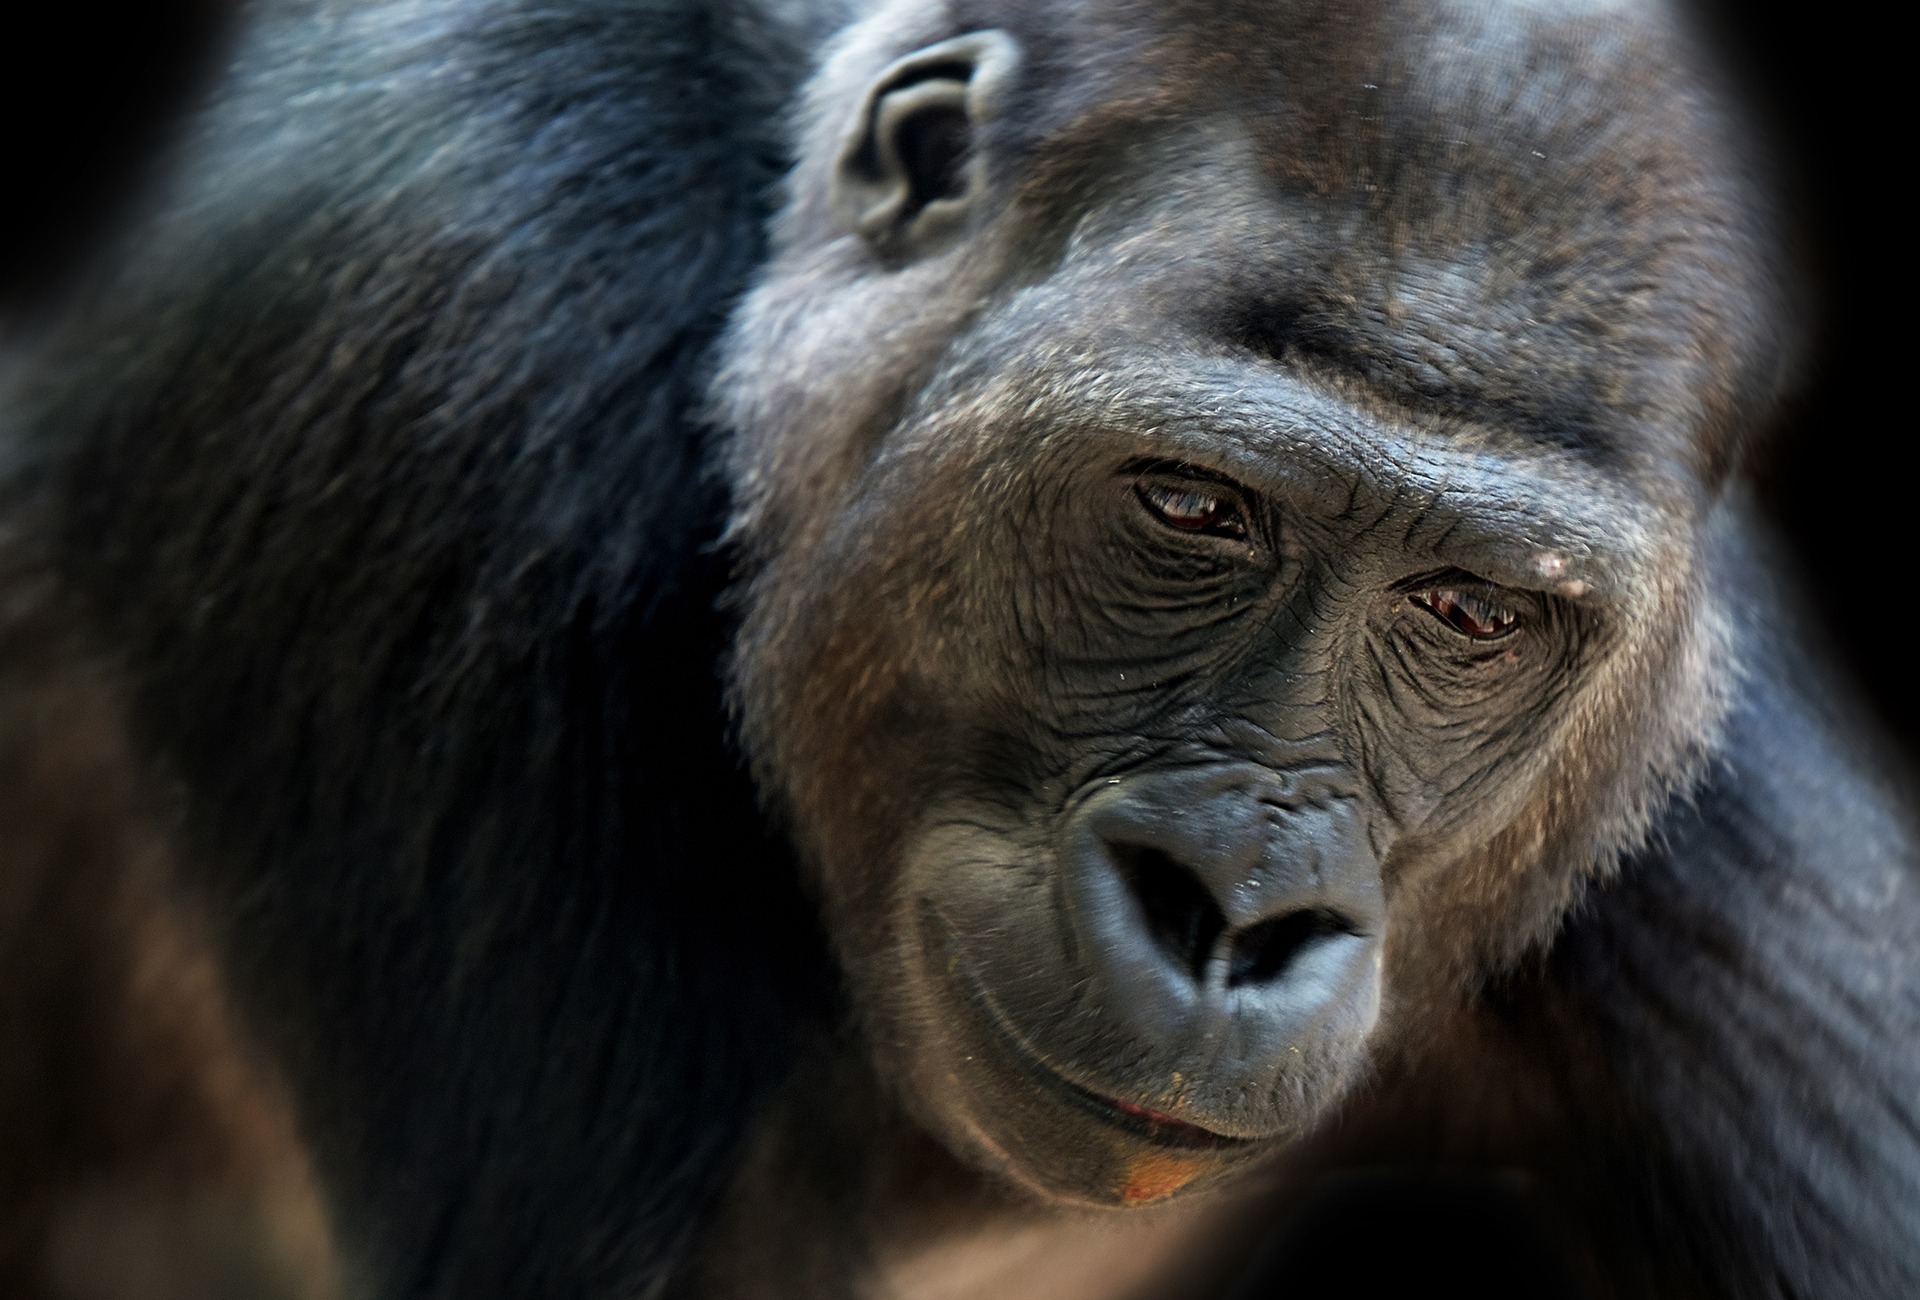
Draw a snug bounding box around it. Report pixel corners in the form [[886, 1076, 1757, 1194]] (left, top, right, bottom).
[[1135, 478, 1248, 539], [1410, 582, 1520, 640]]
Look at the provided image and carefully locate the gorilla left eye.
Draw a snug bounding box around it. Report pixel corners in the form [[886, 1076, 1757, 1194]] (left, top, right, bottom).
[[1136, 480, 1248, 539], [1410, 584, 1520, 640]]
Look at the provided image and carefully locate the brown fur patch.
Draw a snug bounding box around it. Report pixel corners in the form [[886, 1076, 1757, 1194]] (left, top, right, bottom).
[[0, 540, 338, 1300]]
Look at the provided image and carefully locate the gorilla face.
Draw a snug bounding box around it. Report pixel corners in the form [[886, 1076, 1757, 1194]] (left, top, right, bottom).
[[720, 0, 1768, 1206]]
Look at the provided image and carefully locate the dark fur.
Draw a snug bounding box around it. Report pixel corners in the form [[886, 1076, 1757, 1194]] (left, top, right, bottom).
[[8, 1, 837, 1292], [0, 541, 333, 1299], [2, 0, 1915, 1297]]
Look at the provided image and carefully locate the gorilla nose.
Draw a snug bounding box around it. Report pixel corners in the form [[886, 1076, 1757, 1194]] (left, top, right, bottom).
[[1113, 841, 1358, 989], [1060, 765, 1385, 1054]]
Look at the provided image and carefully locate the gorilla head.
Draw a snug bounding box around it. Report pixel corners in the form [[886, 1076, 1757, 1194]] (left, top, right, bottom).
[[718, 0, 1778, 1206]]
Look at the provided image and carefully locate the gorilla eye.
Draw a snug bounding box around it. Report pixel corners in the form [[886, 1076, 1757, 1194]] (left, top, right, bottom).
[[1136, 480, 1248, 539], [1409, 584, 1520, 640]]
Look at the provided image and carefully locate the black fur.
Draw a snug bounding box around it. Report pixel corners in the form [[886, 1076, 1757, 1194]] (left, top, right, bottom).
[[1544, 644, 1920, 1296], [9, 1, 834, 1292]]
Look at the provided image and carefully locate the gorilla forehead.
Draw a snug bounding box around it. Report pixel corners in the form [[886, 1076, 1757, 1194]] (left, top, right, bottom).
[[965, 0, 1782, 478], [998, 0, 1723, 183]]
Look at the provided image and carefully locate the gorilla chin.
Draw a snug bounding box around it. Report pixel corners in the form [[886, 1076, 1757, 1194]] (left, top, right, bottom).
[[897, 766, 1388, 1207]]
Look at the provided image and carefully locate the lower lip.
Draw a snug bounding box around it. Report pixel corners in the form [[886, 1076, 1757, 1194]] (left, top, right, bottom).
[[932, 921, 1248, 1151], [1034, 1061, 1244, 1150], [1105, 1096, 1236, 1146]]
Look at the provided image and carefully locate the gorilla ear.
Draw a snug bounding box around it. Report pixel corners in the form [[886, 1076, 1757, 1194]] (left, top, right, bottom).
[[833, 31, 1021, 257]]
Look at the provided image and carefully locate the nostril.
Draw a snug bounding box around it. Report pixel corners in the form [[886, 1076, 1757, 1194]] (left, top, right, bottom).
[[1227, 909, 1356, 987], [1113, 844, 1227, 981]]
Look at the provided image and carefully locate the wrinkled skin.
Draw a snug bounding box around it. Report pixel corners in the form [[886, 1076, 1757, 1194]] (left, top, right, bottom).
[[721, 0, 1764, 1208]]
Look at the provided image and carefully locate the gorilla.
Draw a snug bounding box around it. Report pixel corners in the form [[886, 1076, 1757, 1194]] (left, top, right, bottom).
[[1, 0, 1915, 1297]]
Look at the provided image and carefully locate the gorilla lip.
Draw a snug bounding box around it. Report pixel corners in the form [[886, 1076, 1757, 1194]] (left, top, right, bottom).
[[972, 987, 1245, 1150], [932, 915, 1247, 1151], [1099, 1095, 1239, 1148]]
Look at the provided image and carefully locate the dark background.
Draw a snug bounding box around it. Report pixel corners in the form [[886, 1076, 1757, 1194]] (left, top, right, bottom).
[[1695, 0, 1913, 756], [1, 0, 235, 309], [2, 0, 1908, 755]]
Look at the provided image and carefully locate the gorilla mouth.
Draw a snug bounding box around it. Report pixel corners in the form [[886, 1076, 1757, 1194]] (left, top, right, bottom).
[[932, 916, 1248, 1152], [1048, 1072, 1245, 1151]]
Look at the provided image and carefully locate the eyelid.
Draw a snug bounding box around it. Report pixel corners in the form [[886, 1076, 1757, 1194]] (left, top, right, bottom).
[[1128, 461, 1254, 510], [1134, 476, 1251, 539], [1404, 577, 1523, 640], [1124, 456, 1247, 492], [1395, 568, 1501, 595]]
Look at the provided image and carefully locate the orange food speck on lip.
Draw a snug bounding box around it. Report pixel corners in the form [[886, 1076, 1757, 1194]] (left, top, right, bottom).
[[1120, 1153, 1205, 1203]]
